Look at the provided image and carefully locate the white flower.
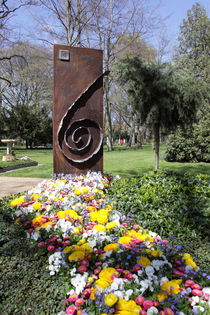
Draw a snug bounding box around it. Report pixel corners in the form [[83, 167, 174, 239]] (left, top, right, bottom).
[[160, 277, 169, 285], [147, 306, 159, 315], [110, 278, 127, 291], [145, 266, 155, 276], [70, 272, 88, 294], [113, 290, 124, 299], [185, 265, 193, 272], [48, 252, 64, 275], [193, 305, 205, 313], [30, 231, 40, 240], [125, 289, 133, 300], [139, 279, 151, 293]]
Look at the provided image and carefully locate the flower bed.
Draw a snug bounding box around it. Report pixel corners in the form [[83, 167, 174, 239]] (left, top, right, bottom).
[[10, 172, 210, 315]]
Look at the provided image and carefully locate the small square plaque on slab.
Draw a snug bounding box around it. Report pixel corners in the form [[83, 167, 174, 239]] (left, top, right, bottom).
[[59, 49, 70, 61]]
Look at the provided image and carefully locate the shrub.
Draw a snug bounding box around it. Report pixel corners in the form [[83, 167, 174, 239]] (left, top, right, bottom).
[[165, 122, 210, 162], [109, 171, 210, 271]]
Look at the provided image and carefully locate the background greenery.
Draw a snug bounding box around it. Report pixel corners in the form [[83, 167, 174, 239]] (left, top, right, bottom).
[[0, 145, 209, 178], [0, 170, 210, 314]]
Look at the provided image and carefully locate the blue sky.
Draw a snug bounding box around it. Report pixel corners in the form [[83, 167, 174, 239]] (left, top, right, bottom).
[[12, 0, 210, 60], [158, 0, 209, 37]]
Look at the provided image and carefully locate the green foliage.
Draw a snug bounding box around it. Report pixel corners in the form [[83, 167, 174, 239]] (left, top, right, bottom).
[[0, 197, 69, 314], [109, 171, 210, 271], [0, 172, 210, 312], [175, 3, 210, 83], [165, 117, 210, 162]]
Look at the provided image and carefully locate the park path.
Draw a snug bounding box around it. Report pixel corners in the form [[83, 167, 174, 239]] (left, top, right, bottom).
[[0, 177, 44, 199]]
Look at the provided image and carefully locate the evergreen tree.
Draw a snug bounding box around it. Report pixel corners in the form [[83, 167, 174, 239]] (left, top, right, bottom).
[[174, 2, 210, 83], [116, 58, 205, 170]]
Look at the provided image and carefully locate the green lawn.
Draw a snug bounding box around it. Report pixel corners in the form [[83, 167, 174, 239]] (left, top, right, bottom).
[[0, 144, 209, 177]]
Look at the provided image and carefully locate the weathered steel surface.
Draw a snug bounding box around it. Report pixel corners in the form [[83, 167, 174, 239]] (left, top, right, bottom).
[[53, 45, 103, 175]]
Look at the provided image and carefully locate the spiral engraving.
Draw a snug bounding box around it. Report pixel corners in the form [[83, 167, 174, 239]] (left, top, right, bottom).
[[57, 72, 106, 164]]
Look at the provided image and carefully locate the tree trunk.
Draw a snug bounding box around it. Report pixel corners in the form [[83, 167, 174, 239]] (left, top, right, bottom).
[[104, 76, 113, 151], [153, 123, 160, 171]]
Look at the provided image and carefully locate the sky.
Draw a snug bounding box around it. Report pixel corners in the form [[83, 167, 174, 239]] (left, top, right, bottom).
[[11, 0, 210, 61]]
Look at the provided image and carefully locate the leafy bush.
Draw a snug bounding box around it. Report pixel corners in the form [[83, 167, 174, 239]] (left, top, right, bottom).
[[0, 172, 210, 314], [165, 122, 210, 162], [0, 197, 69, 314], [109, 171, 210, 271]]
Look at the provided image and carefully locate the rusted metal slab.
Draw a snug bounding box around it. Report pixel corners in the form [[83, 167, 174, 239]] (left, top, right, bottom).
[[53, 45, 103, 175]]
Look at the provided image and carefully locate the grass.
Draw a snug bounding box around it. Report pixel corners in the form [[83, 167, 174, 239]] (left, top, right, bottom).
[[0, 144, 209, 178]]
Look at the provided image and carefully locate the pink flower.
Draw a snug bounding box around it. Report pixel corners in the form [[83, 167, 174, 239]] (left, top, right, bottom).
[[66, 306, 77, 315], [184, 280, 195, 287], [38, 241, 45, 248], [94, 268, 101, 275], [81, 259, 90, 266], [159, 311, 165, 315], [192, 289, 203, 297], [77, 265, 88, 274], [47, 245, 55, 252], [164, 308, 174, 315], [75, 298, 85, 306], [68, 294, 78, 302], [153, 301, 160, 307], [172, 268, 185, 277], [139, 311, 147, 315], [192, 283, 201, 290], [82, 289, 91, 298], [123, 270, 133, 280], [143, 300, 153, 310], [135, 296, 145, 305], [133, 264, 141, 272]]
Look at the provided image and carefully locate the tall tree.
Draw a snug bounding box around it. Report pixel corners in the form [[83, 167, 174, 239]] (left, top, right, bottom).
[[116, 58, 205, 170], [174, 2, 210, 83], [0, 42, 52, 148], [32, 0, 162, 150]]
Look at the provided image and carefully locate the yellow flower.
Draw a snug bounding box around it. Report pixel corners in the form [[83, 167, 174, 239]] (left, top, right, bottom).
[[104, 243, 119, 252], [77, 238, 86, 245], [89, 287, 97, 300], [99, 268, 119, 283], [80, 242, 93, 253], [182, 253, 197, 270], [93, 224, 106, 232], [146, 249, 162, 257], [136, 256, 151, 267], [104, 293, 118, 306], [63, 246, 72, 253], [87, 206, 95, 212], [157, 291, 168, 301], [56, 210, 67, 219], [115, 299, 141, 314], [106, 221, 117, 229], [74, 189, 82, 195], [95, 278, 110, 290], [126, 230, 153, 242], [161, 279, 182, 295], [105, 204, 113, 211], [32, 202, 42, 210], [82, 187, 89, 194], [118, 236, 132, 245], [68, 250, 86, 262], [41, 221, 53, 229], [89, 209, 109, 224], [10, 196, 25, 207], [31, 193, 41, 200], [32, 215, 44, 226]]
